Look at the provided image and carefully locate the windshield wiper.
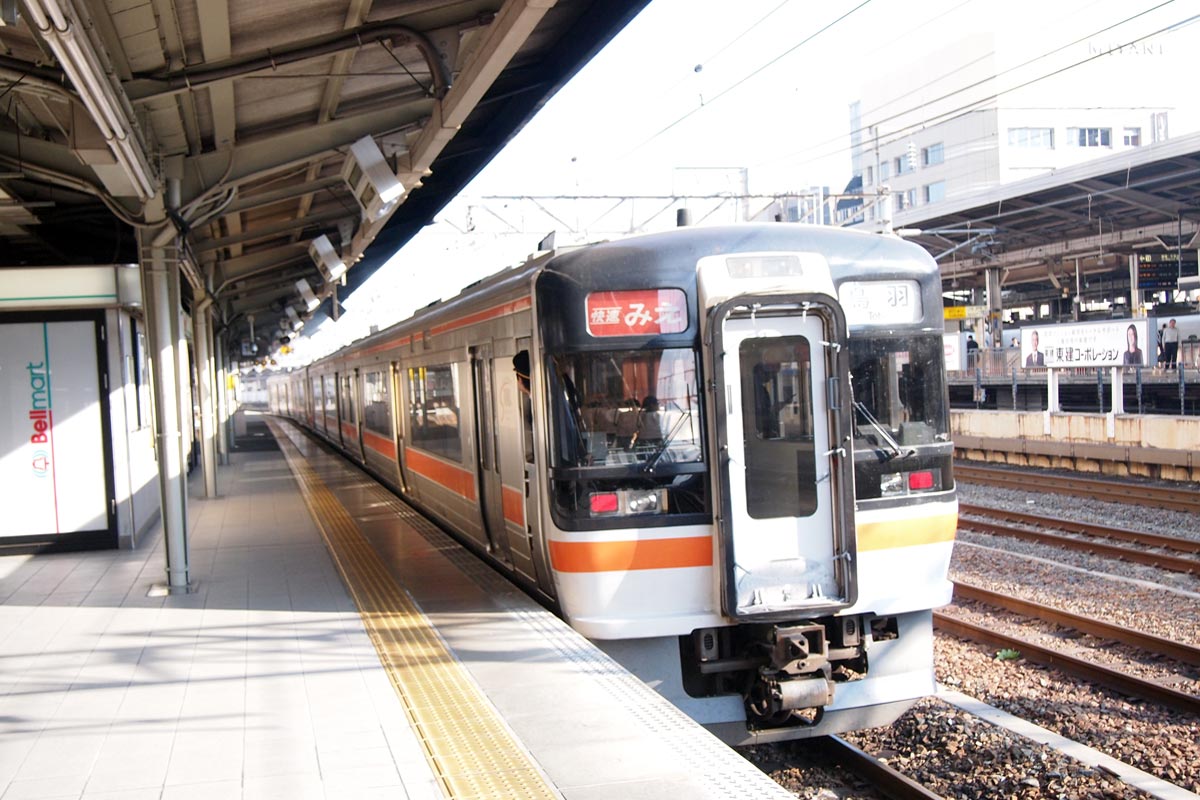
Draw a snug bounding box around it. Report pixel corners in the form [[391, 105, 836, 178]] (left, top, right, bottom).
[[853, 400, 915, 462], [642, 411, 693, 474]]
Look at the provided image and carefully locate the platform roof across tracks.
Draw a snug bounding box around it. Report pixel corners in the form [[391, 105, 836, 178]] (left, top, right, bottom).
[[897, 132, 1200, 308], [0, 0, 650, 355]]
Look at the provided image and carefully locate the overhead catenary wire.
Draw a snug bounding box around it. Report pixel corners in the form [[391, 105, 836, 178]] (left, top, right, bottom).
[[646, 0, 794, 106], [631, 0, 875, 152], [761, 7, 1195, 177]]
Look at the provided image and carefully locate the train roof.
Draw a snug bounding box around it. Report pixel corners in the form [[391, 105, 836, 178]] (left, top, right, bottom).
[[544, 224, 939, 283], [311, 224, 940, 367]]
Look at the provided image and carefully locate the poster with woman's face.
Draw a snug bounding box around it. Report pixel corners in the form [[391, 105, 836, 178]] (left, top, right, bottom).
[[1020, 320, 1149, 367]]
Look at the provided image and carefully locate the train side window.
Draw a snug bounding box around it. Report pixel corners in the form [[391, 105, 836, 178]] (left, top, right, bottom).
[[408, 364, 461, 461], [362, 370, 392, 435], [323, 375, 336, 417]]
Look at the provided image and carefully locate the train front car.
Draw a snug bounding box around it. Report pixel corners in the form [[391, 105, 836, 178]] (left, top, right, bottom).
[[534, 224, 955, 744]]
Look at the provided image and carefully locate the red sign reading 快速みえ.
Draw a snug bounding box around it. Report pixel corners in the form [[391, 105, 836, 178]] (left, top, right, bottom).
[[585, 289, 688, 337]]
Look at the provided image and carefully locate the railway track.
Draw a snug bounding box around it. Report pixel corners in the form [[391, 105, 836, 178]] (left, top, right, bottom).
[[816, 736, 946, 800], [951, 580, 1200, 667], [959, 503, 1200, 555], [956, 507, 1200, 575], [955, 463, 1200, 514], [935, 589, 1200, 716]]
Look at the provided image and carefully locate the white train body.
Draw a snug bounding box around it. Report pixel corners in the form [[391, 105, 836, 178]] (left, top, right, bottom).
[[269, 224, 956, 743]]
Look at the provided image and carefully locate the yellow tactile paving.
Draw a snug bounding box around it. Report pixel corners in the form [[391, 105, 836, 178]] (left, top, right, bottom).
[[267, 419, 558, 800]]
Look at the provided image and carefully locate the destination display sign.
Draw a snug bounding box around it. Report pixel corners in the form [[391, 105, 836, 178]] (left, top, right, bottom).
[[585, 289, 688, 337], [1137, 251, 1199, 290], [838, 280, 922, 326]]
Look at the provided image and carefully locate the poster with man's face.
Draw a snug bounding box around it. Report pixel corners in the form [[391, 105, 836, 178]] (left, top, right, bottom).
[[1020, 320, 1148, 367]]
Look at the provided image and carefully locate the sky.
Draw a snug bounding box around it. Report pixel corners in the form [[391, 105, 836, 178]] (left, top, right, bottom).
[[283, 0, 1199, 363]]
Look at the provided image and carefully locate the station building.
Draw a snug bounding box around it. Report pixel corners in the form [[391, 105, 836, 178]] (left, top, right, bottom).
[[848, 28, 1186, 227]]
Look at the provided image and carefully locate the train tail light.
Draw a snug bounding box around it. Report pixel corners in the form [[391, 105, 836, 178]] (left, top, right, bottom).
[[589, 489, 668, 517], [589, 493, 619, 514], [881, 469, 942, 497], [908, 471, 935, 491]]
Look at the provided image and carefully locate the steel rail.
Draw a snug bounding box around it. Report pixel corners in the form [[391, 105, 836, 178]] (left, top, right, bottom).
[[817, 736, 947, 800], [957, 517, 1199, 574], [956, 464, 1200, 514], [959, 503, 1200, 555], [952, 581, 1200, 667], [933, 613, 1200, 716]]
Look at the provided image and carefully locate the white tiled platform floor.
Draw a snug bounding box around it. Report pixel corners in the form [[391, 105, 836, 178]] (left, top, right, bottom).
[[0, 447, 439, 800]]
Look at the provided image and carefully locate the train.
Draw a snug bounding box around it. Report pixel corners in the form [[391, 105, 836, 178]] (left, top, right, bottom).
[[267, 223, 957, 744]]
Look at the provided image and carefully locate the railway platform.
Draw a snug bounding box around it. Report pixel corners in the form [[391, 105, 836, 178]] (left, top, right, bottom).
[[0, 411, 788, 800]]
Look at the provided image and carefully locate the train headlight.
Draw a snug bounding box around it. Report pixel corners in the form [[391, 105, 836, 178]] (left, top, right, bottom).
[[627, 490, 660, 514], [880, 473, 905, 496]]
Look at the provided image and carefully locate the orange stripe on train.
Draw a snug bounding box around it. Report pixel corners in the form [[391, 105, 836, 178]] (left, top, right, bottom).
[[405, 448, 477, 501], [549, 536, 712, 573], [362, 428, 397, 459], [502, 486, 525, 527], [856, 513, 957, 551]]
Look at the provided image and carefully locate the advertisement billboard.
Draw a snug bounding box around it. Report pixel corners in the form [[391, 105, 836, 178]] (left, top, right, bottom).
[[0, 318, 111, 540], [1020, 320, 1150, 369]]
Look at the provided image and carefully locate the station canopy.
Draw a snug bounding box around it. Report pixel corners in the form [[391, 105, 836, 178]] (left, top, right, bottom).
[[899, 132, 1200, 306], [0, 0, 649, 356]]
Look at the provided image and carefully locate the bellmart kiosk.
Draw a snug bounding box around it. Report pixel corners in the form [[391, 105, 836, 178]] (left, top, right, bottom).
[[0, 265, 161, 551]]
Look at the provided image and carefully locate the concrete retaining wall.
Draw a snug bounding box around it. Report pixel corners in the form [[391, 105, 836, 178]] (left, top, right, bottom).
[[951, 410, 1200, 483]]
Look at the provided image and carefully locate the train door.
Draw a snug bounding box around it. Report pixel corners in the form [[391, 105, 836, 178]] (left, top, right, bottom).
[[470, 343, 513, 566], [333, 371, 345, 448], [514, 336, 552, 592], [348, 369, 365, 462], [708, 297, 856, 620], [388, 362, 410, 494], [312, 376, 324, 433]]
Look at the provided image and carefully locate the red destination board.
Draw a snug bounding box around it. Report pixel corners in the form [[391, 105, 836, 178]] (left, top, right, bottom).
[[585, 289, 688, 337]]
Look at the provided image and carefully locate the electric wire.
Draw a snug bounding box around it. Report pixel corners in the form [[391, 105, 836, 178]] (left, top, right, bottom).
[[762, 7, 1193, 176], [631, 0, 875, 151]]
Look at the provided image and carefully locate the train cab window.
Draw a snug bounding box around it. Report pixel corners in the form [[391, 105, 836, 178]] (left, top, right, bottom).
[[362, 370, 392, 435], [849, 333, 952, 500], [408, 364, 461, 461], [739, 337, 817, 519], [546, 348, 708, 529]]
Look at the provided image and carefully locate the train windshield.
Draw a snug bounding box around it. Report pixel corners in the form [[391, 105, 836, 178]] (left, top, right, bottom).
[[849, 333, 948, 451], [546, 348, 708, 527], [849, 332, 953, 500]]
